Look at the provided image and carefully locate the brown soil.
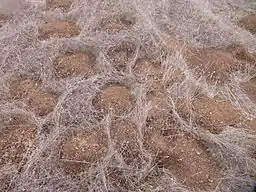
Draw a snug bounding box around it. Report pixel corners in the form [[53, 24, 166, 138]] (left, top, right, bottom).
[[0, 13, 9, 28], [240, 77, 256, 103], [54, 52, 98, 78], [134, 58, 162, 81], [145, 131, 222, 190], [238, 14, 256, 34], [166, 38, 195, 56], [176, 96, 243, 133], [110, 119, 141, 165], [93, 84, 135, 116], [107, 43, 136, 71], [38, 20, 80, 40], [59, 129, 108, 174], [9, 77, 58, 117], [0, 115, 36, 169], [46, 0, 73, 10], [186, 49, 240, 84], [99, 13, 136, 32]]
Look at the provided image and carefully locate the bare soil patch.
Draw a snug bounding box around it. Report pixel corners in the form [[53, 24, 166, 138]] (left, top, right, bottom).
[[38, 20, 80, 40], [54, 52, 98, 79], [0, 13, 9, 28], [110, 119, 141, 166], [0, 115, 36, 169], [99, 13, 136, 32], [145, 131, 222, 190], [240, 77, 256, 103], [238, 13, 256, 34], [93, 84, 135, 116], [9, 77, 58, 117], [107, 43, 136, 71], [46, 0, 73, 10], [176, 96, 242, 133], [59, 129, 108, 174]]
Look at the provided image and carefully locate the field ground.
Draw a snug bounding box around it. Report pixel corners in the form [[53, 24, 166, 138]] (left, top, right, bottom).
[[0, 0, 256, 191]]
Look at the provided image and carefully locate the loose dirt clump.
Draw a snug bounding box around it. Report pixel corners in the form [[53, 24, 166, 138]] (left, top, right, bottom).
[[9, 77, 58, 117], [145, 131, 222, 190], [46, 0, 73, 10], [186, 49, 240, 84], [110, 119, 141, 166], [238, 14, 256, 34], [54, 52, 98, 79], [38, 20, 80, 40], [0, 115, 36, 169], [99, 13, 136, 33], [59, 129, 108, 174], [240, 78, 256, 103], [176, 96, 243, 133], [107, 43, 136, 71], [93, 84, 135, 116]]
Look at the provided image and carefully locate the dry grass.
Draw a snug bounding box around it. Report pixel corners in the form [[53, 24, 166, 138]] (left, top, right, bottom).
[[0, 0, 256, 191]]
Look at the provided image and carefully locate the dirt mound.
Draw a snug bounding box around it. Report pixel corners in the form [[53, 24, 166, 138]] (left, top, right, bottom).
[[38, 20, 80, 40], [0, 13, 9, 28], [93, 84, 135, 116], [54, 52, 98, 79], [177, 96, 242, 133], [107, 43, 136, 71], [145, 131, 222, 190], [59, 129, 108, 174], [241, 78, 256, 103], [0, 115, 36, 169], [99, 13, 136, 32], [110, 119, 141, 165], [46, 0, 73, 10], [9, 77, 58, 117], [238, 14, 256, 34]]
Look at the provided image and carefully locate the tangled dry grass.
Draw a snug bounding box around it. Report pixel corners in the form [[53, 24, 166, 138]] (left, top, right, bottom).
[[0, 0, 256, 191]]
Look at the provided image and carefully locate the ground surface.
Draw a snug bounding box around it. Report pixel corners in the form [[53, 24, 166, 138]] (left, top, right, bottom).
[[0, 0, 256, 192]]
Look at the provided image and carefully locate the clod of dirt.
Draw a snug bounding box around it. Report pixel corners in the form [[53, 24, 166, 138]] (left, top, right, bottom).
[[9, 77, 58, 117], [240, 77, 256, 103], [46, 0, 73, 10], [99, 13, 136, 33], [110, 119, 141, 165], [238, 14, 256, 34], [54, 52, 98, 79], [59, 129, 108, 174], [176, 96, 242, 133], [145, 131, 222, 190], [0, 13, 9, 28], [134, 58, 162, 80], [93, 84, 135, 116], [186, 49, 240, 84], [38, 20, 80, 40], [227, 44, 256, 65], [0, 115, 36, 169], [107, 43, 136, 71]]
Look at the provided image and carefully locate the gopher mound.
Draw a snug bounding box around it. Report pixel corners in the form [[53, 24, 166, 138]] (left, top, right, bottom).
[[107, 43, 136, 71], [59, 129, 108, 174], [93, 84, 135, 116], [0, 115, 36, 169], [238, 14, 256, 34], [110, 119, 141, 166], [176, 96, 242, 133], [99, 13, 136, 32], [38, 20, 80, 40], [134, 58, 162, 81], [46, 0, 73, 10], [240, 78, 256, 103], [145, 131, 222, 190], [9, 77, 58, 117], [186, 49, 240, 84], [54, 52, 98, 79]]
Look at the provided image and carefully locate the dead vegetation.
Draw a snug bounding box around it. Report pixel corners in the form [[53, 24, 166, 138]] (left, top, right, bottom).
[[0, 0, 256, 191]]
